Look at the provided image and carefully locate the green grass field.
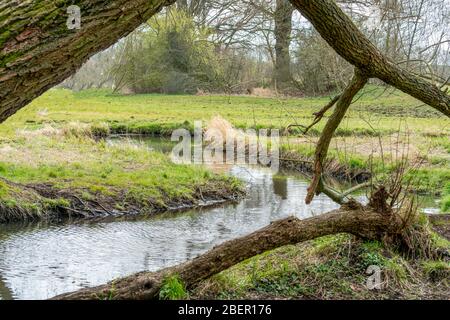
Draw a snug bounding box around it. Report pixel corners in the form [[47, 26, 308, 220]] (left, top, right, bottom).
[[2, 86, 448, 137], [0, 87, 448, 220]]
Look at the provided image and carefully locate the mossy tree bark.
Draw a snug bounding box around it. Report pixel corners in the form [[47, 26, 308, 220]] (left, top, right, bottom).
[[0, 0, 174, 123], [274, 0, 294, 90]]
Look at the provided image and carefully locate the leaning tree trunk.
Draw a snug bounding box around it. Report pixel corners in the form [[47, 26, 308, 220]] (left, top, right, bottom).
[[53, 201, 403, 300], [306, 69, 368, 204], [288, 0, 450, 117], [287, 0, 450, 203], [0, 0, 174, 123], [274, 0, 294, 90]]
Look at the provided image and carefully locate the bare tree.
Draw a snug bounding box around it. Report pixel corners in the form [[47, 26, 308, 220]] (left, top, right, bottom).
[[287, 0, 449, 203]]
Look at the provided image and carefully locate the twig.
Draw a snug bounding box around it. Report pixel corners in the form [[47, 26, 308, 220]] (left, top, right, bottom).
[[286, 94, 341, 135], [72, 194, 96, 217], [92, 199, 113, 216]]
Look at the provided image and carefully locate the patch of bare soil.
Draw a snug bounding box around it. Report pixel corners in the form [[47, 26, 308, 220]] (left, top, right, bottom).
[[429, 214, 450, 240]]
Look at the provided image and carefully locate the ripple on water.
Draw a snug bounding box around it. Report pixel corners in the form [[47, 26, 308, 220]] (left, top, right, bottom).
[[0, 163, 437, 300]]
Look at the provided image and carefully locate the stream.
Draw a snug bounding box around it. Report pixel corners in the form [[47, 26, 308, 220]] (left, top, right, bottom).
[[0, 137, 440, 300]]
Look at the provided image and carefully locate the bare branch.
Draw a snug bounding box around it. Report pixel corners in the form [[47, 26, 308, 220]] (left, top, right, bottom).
[[306, 70, 368, 204]]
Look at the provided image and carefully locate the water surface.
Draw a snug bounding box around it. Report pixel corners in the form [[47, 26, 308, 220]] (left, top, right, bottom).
[[0, 164, 342, 300], [0, 137, 440, 300]]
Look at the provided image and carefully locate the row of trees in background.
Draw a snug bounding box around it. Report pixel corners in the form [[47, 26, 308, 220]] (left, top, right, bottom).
[[62, 0, 450, 96]]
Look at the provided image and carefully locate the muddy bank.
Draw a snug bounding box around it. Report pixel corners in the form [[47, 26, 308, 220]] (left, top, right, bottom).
[[279, 150, 371, 184], [0, 178, 244, 224]]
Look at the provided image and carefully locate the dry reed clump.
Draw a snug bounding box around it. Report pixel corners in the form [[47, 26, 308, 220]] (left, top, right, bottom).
[[205, 115, 275, 147], [60, 122, 94, 138], [380, 199, 449, 291], [196, 88, 206, 96], [60, 121, 110, 138], [374, 160, 449, 261], [394, 210, 450, 261], [204, 116, 246, 148]]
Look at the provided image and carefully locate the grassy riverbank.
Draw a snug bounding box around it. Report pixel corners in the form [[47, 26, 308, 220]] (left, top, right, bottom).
[[0, 87, 448, 222], [280, 138, 450, 196], [190, 234, 449, 300], [0, 127, 243, 222]]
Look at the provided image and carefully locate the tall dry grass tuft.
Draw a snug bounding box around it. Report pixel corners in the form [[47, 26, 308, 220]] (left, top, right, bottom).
[[205, 115, 246, 148], [17, 124, 60, 138], [60, 122, 94, 138], [17, 122, 110, 140], [250, 87, 275, 97]]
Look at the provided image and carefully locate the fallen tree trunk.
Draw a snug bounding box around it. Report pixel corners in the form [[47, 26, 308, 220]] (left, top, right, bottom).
[[53, 201, 402, 300], [0, 0, 174, 123]]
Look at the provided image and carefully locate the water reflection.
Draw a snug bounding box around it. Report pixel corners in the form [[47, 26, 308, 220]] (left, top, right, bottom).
[[0, 165, 340, 300], [273, 175, 288, 200]]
